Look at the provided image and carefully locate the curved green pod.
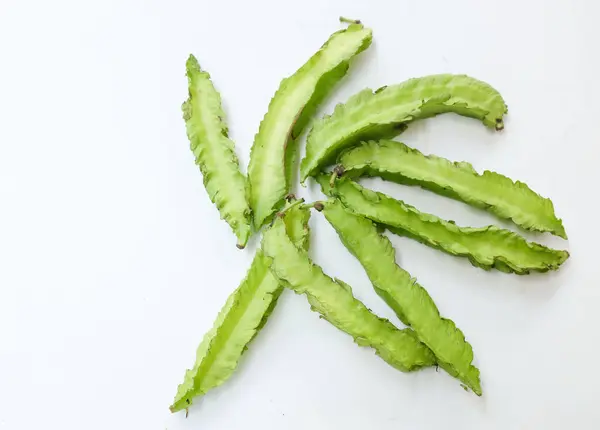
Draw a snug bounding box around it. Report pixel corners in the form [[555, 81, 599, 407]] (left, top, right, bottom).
[[300, 74, 507, 181], [248, 22, 373, 229], [170, 204, 310, 413], [338, 140, 567, 238], [262, 214, 436, 373], [183, 55, 252, 248], [321, 200, 481, 394], [323, 176, 569, 274]]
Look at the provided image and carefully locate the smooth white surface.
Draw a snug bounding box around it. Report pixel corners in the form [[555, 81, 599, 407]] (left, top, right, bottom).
[[1, 1, 599, 429]]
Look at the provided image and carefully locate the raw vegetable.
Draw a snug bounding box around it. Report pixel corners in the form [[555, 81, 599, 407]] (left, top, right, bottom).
[[319, 176, 569, 274], [321, 200, 481, 394], [173, 18, 572, 414], [248, 21, 373, 229], [300, 74, 507, 180], [261, 213, 436, 372], [170, 202, 310, 413], [183, 55, 252, 248], [338, 140, 566, 238]]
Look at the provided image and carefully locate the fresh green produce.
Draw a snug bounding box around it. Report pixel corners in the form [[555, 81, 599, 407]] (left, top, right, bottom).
[[317, 175, 569, 274], [173, 18, 573, 415], [300, 74, 507, 181], [248, 21, 373, 229], [338, 140, 567, 238], [170, 202, 310, 413], [321, 200, 481, 394], [262, 212, 437, 372], [183, 55, 252, 248]]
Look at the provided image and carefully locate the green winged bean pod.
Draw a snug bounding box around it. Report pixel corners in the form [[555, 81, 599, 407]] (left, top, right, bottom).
[[338, 140, 567, 238], [261, 213, 436, 373], [248, 22, 373, 229], [322, 199, 481, 394], [319, 176, 569, 274], [300, 74, 507, 180], [182, 55, 252, 248], [170, 203, 310, 413]]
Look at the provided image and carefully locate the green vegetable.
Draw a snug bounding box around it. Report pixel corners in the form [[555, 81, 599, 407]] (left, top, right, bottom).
[[321, 200, 481, 394], [170, 203, 310, 413], [183, 55, 252, 248], [248, 22, 373, 229], [300, 74, 507, 181], [261, 213, 436, 373], [320, 176, 569, 274], [338, 140, 567, 238]]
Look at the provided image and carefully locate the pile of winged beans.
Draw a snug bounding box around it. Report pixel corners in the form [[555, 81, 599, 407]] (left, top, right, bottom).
[[170, 17, 568, 415]]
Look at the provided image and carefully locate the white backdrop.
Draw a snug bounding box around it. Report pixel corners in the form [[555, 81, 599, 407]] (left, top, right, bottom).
[[1, 0, 599, 429]]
